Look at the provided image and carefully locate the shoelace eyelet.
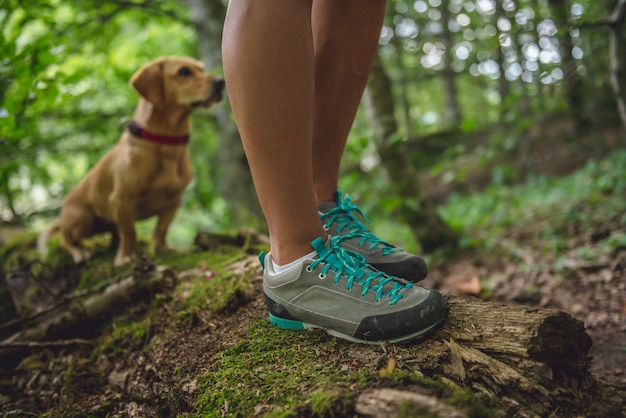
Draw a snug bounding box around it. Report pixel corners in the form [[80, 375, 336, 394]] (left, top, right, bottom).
[[305, 265, 313, 272], [318, 273, 327, 280]]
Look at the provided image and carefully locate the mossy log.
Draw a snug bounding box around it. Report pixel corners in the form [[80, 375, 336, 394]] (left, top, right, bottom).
[[193, 229, 269, 251], [357, 296, 625, 418], [1, 259, 176, 346], [356, 388, 467, 418]]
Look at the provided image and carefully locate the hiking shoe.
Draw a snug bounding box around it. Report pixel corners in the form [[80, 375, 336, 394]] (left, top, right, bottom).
[[260, 236, 449, 344], [318, 191, 428, 282]]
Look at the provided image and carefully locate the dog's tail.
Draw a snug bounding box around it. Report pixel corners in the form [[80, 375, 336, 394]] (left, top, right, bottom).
[[37, 221, 61, 258]]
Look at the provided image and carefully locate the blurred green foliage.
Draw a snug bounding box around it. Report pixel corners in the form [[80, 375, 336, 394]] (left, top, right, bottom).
[[1, 0, 623, 251], [441, 149, 626, 253]]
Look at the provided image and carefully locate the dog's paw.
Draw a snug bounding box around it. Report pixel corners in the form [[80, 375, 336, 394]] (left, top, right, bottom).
[[114, 253, 135, 267], [153, 244, 176, 255], [71, 249, 92, 264]]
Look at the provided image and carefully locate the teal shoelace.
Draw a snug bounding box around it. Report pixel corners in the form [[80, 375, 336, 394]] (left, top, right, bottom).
[[308, 236, 411, 305], [320, 192, 399, 256]]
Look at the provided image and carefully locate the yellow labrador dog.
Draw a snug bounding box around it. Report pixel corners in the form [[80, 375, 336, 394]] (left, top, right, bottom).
[[39, 56, 224, 266]]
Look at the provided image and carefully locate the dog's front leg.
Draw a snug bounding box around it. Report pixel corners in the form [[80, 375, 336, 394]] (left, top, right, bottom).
[[152, 199, 182, 254], [110, 196, 138, 266]]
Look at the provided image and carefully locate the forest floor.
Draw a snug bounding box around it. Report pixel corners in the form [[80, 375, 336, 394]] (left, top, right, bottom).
[[1, 215, 625, 417], [1, 151, 626, 417]]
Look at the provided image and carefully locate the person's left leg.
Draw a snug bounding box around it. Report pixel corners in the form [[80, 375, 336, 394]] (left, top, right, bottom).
[[222, 0, 324, 266]]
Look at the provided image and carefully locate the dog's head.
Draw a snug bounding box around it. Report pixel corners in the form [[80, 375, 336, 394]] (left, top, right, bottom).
[[130, 56, 224, 110]]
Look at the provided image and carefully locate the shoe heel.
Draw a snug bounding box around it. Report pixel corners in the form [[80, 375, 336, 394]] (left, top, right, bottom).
[[269, 313, 306, 330]]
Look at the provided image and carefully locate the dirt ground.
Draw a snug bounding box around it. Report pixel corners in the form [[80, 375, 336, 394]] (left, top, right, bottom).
[[1, 206, 625, 416]]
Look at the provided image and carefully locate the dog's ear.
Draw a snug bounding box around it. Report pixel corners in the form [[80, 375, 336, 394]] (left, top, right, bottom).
[[130, 60, 165, 108]]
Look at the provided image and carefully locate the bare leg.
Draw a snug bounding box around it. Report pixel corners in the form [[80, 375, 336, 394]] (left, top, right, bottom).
[[311, 0, 387, 202], [222, 0, 448, 342], [222, 0, 325, 265]]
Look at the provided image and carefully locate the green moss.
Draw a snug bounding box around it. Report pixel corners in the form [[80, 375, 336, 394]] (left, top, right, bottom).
[[182, 268, 252, 313], [169, 246, 258, 314], [94, 315, 152, 358], [440, 149, 626, 255], [396, 401, 440, 418], [155, 248, 209, 271], [308, 385, 354, 417], [412, 374, 496, 418], [192, 326, 494, 418], [194, 321, 367, 417], [1, 231, 45, 276]]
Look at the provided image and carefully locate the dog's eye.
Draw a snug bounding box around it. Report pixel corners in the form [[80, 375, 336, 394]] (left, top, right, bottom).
[[177, 67, 192, 77]]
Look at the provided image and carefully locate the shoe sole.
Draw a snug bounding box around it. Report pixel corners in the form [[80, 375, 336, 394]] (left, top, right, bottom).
[[268, 313, 445, 345]]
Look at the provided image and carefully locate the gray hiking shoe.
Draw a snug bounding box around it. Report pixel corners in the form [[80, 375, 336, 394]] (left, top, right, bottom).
[[318, 191, 428, 282], [260, 236, 449, 344]]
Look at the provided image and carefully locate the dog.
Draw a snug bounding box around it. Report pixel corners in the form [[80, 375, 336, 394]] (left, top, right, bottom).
[[38, 56, 224, 266]]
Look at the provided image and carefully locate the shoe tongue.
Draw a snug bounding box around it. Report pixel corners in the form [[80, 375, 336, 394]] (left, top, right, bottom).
[[317, 201, 337, 214], [310, 236, 329, 256]]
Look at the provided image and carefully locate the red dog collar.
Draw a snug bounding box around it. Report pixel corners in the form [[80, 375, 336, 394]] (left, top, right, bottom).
[[127, 121, 190, 145]]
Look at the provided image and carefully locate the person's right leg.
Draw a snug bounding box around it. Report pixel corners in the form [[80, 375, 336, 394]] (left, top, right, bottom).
[[310, 0, 428, 282], [222, 0, 324, 266]]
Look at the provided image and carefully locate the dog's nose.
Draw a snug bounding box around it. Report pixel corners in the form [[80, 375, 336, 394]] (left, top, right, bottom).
[[213, 78, 225, 93]]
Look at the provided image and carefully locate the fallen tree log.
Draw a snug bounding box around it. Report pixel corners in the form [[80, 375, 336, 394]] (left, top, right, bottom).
[[0, 258, 176, 361], [356, 388, 467, 418], [367, 296, 626, 418], [439, 296, 592, 371]]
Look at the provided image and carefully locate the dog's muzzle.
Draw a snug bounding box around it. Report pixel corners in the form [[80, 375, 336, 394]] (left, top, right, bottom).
[[192, 78, 225, 108], [209, 78, 225, 102]]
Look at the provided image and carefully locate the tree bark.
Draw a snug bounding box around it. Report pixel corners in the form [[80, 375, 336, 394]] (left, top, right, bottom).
[[364, 53, 458, 252], [439, 0, 462, 129], [379, 295, 626, 418], [356, 388, 466, 418], [185, 0, 263, 225], [548, 0, 589, 132], [494, 0, 511, 122], [2, 262, 176, 345], [606, 0, 626, 133], [575, 0, 626, 139]]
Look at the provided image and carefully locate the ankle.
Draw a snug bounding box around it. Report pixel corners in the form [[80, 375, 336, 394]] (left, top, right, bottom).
[[270, 251, 315, 274], [269, 233, 328, 265], [314, 185, 338, 204]]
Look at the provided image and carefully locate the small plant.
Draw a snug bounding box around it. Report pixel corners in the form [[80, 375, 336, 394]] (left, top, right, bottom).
[[95, 316, 151, 358], [439, 150, 626, 258]]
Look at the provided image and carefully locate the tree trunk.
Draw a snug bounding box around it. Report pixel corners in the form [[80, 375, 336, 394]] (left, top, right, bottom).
[[439, 0, 462, 129], [185, 0, 263, 225], [364, 53, 458, 252], [494, 0, 511, 122], [390, 37, 414, 141], [548, 0, 589, 132], [607, 0, 626, 133]]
